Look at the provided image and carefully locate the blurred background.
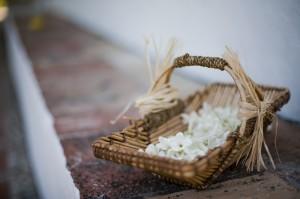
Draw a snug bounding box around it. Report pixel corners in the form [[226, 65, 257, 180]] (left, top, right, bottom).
[[24, 0, 300, 121], [1, 0, 300, 198]]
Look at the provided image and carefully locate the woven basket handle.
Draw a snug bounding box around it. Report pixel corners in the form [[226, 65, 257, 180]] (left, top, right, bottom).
[[173, 53, 227, 70], [152, 53, 264, 136], [149, 51, 278, 172], [156, 53, 262, 100]]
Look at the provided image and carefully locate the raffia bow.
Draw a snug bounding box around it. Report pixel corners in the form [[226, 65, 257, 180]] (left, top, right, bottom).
[[134, 38, 179, 116], [135, 83, 178, 116], [110, 39, 179, 124], [223, 47, 276, 172], [238, 100, 276, 172]]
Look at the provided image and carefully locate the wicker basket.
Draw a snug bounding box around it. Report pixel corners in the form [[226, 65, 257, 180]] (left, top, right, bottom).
[[92, 52, 290, 188]]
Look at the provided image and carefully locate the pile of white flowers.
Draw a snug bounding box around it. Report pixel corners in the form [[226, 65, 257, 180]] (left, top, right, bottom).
[[140, 103, 241, 161]]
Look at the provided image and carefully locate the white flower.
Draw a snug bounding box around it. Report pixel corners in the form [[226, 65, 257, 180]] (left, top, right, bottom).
[[145, 144, 157, 155], [169, 132, 192, 151], [157, 137, 170, 150], [143, 103, 241, 161]]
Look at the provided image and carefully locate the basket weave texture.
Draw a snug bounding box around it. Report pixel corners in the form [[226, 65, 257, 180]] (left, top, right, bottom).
[[92, 53, 290, 188]]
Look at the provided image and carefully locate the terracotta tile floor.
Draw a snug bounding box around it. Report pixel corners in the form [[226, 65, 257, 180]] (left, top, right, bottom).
[[16, 14, 300, 199]]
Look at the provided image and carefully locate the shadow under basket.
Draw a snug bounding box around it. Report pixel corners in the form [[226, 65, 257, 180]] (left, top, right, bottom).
[[92, 54, 290, 189]]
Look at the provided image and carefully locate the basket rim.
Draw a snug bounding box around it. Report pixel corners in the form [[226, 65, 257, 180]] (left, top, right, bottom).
[[92, 82, 290, 176], [93, 132, 237, 164]]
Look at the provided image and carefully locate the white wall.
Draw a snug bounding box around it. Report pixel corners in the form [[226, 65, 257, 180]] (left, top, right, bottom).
[[48, 0, 300, 121], [5, 18, 79, 199]]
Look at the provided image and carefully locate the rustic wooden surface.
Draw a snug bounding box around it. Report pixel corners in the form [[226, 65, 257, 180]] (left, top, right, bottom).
[[16, 14, 300, 199]]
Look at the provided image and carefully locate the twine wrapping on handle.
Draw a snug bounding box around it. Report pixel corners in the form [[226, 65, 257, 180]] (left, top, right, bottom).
[[223, 47, 276, 172]]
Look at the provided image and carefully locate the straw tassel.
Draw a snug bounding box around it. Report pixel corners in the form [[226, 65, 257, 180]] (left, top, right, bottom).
[[223, 47, 276, 172], [110, 39, 179, 124], [135, 38, 179, 116], [238, 100, 275, 171]]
